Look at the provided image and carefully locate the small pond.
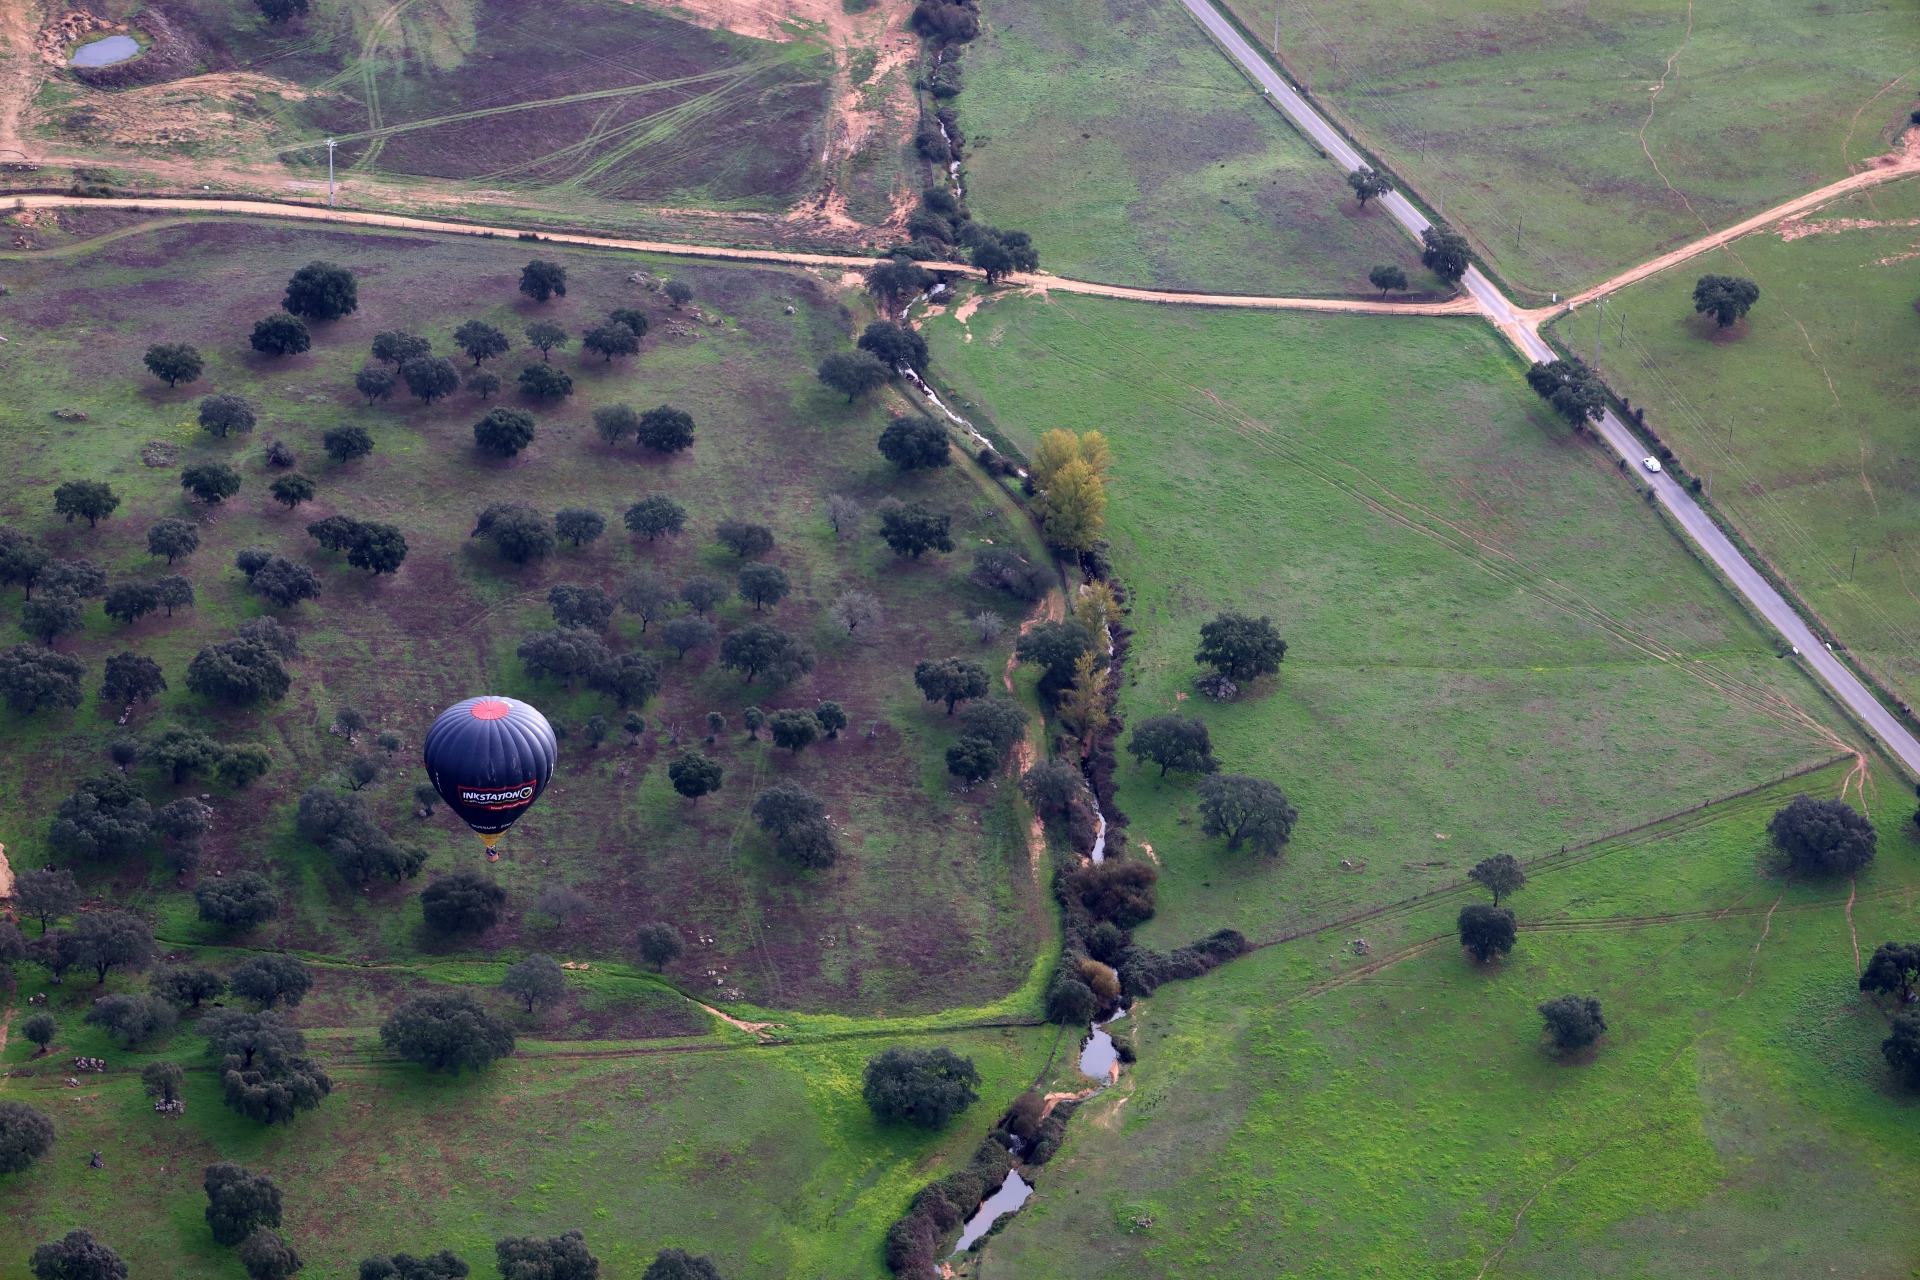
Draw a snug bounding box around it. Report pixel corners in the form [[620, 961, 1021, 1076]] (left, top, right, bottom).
[[1078, 1008, 1127, 1080], [71, 35, 140, 67], [951, 1171, 1032, 1254]]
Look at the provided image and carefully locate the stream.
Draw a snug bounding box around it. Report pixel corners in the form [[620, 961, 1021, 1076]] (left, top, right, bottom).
[[951, 1170, 1032, 1254]]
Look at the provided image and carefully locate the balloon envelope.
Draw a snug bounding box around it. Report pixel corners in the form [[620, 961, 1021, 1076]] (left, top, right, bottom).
[[423, 696, 557, 847]]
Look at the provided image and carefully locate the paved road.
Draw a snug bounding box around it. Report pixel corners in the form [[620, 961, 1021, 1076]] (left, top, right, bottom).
[[1179, 0, 1920, 776]]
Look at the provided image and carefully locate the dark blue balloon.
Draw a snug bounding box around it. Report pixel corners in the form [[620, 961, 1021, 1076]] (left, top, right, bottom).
[[422, 696, 557, 853]]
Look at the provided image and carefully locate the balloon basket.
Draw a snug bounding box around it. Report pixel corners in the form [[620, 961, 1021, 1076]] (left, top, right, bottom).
[[486, 850, 500, 862]]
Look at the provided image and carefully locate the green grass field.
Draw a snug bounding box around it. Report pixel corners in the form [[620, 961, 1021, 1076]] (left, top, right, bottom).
[[1212, 0, 1920, 297], [952, 0, 1436, 297], [926, 289, 1862, 950], [1551, 173, 1920, 718], [0, 216, 1052, 1016], [975, 763, 1920, 1277]]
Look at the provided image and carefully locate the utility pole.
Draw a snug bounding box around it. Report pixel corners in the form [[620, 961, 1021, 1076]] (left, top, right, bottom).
[[1515, 214, 1522, 250], [326, 138, 336, 208], [1593, 297, 1603, 373], [1851, 548, 1857, 582]]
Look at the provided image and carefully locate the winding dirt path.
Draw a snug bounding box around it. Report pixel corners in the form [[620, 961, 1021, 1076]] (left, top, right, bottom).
[[1, 194, 1481, 316], [0, 0, 41, 161]]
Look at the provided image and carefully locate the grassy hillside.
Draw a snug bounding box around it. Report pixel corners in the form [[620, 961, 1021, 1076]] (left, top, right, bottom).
[[1548, 174, 1920, 720], [952, 0, 1434, 297], [974, 763, 1920, 1277], [0, 217, 1051, 1016], [925, 289, 1860, 950], [1213, 0, 1920, 297]]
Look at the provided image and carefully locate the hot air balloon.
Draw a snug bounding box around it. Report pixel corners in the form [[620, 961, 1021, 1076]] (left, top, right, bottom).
[[422, 696, 557, 861]]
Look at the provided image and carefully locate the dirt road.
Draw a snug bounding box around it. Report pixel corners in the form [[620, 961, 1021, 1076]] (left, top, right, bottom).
[[4, 194, 1479, 315]]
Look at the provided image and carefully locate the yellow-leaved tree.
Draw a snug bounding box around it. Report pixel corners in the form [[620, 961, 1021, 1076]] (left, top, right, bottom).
[[1032, 430, 1111, 551]]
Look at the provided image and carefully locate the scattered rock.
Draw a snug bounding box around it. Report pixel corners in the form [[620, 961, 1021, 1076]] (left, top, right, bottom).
[[141, 440, 176, 467], [52, 407, 88, 421], [1194, 672, 1238, 700]]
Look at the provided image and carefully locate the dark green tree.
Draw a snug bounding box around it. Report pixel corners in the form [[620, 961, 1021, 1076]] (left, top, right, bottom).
[[1196, 773, 1297, 854], [593, 403, 639, 446], [680, 575, 728, 615], [661, 616, 716, 658], [719, 624, 815, 685], [1860, 941, 1920, 1006], [202, 1008, 332, 1124], [617, 569, 674, 630], [1045, 975, 1097, 1025], [1693, 274, 1760, 327], [355, 366, 397, 405], [641, 1249, 720, 1280], [1016, 620, 1094, 689], [250, 313, 311, 358], [153, 964, 226, 1008], [501, 954, 566, 1012], [635, 405, 696, 453], [1524, 359, 1606, 428], [195, 873, 279, 932], [815, 700, 849, 739], [283, 261, 358, 321], [862, 1047, 979, 1129], [817, 350, 890, 402], [270, 473, 316, 509], [1196, 612, 1287, 682], [517, 364, 573, 399], [420, 872, 506, 934], [238, 1229, 303, 1280], [1420, 224, 1471, 283], [205, 1162, 284, 1245], [582, 322, 639, 362], [181, 461, 243, 504], [323, 424, 375, 463], [54, 480, 119, 527], [495, 1231, 597, 1280], [554, 508, 605, 548], [144, 342, 204, 388], [14, 868, 78, 934], [381, 991, 515, 1072], [452, 320, 510, 365], [0, 1102, 57, 1175], [768, 708, 821, 755], [0, 643, 85, 713], [548, 583, 614, 630], [230, 954, 311, 1009], [1538, 994, 1606, 1050], [1882, 1010, 1920, 1087], [958, 697, 1026, 754], [22, 1013, 56, 1054], [473, 502, 553, 562], [185, 628, 294, 703], [523, 320, 568, 361], [715, 519, 774, 560], [857, 321, 930, 372], [20, 591, 83, 645], [663, 280, 694, 309], [1768, 794, 1876, 876], [634, 922, 682, 969], [623, 495, 686, 542], [878, 500, 953, 558], [668, 753, 723, 801], [1457, 903, 1516, 963], [400, 356, 460, 405], [1126, 715, 1216, 777], [156, 575, 195, 616], [67, 910, 157, 982], [371, 332, 431, 367], [358, 1251, 470, 1280], [610, 307, 650, 338], [1468, 853, 1527, 905], [519, 260, 568, 304], [147, 517, 200, 564], [866, 256, 934, 312], [1346, 167, 1392, 205], [737, 562, 791, 611], [49, 773, 153, 858], [914, 656, 988, 713], [28, 1231, 123, 1280], [250, 557, 324, 607], [103, 581, 159, 626], [517, 628, 612, 689], [142, 1060, 186, 1104], [467, 369, 503, 400], [1369, 264, 1409, 296], [971, 235, 1015, 282], [946, 735, 1001, 786], [254, 0, 310, 22], [83, 993, 176, 1045], [199, 394, 258, 439]]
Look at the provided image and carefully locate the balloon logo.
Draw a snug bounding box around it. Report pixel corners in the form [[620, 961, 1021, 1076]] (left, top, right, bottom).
[[422, 696, 557, 861]]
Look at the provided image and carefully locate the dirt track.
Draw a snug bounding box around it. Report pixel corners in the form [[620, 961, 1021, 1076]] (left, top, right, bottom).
[[5, 194, 1481, 315]]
